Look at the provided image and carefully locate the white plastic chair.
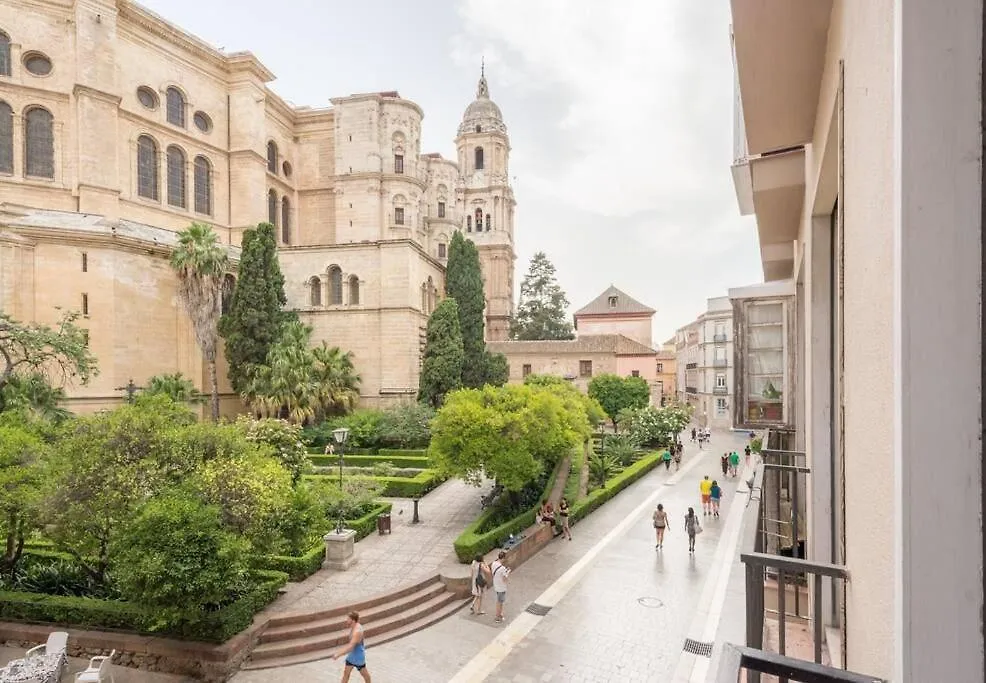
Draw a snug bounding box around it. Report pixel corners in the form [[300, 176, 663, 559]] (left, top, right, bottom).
[[25, 631, 67, 660], [73, 649, 115, 683]]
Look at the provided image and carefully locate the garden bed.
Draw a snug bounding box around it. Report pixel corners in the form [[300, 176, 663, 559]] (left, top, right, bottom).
[[568, 452, 663, 524], [304, 469, 444, 498], [307, 452, 430, 469]]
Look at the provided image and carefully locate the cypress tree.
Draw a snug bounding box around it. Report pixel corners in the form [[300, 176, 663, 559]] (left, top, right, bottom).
[[219, 223, 294, 393], [445, 232, 487, 388], [418, 299, 465, 408]]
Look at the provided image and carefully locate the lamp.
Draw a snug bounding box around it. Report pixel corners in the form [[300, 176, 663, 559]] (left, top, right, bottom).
[[332, 428, 350, 534]]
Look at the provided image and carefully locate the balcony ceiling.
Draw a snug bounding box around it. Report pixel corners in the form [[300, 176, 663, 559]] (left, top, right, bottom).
[[750, 149, 804, 282], [731, 0, 833, 155]]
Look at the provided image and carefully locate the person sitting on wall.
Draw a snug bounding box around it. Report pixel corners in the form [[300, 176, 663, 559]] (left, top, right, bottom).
[[539, 500, 555, 527]]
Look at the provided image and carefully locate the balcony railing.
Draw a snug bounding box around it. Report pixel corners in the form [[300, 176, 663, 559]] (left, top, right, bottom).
[[713, 358, 728, 367], [686, 362, 698, 370], [713, 386, 728, 395], [715, 441, 879, 683], [714, 333, 728, 342]]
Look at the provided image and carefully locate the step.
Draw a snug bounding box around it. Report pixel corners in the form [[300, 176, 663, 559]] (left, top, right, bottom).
[[241, 596, 468, 670], [248, 590, 460, 662], [258, 580, 447, 643], [265, 574, 440, 629]]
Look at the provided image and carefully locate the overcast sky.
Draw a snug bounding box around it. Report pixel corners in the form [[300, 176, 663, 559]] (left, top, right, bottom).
[[140, 0, 762, 344]]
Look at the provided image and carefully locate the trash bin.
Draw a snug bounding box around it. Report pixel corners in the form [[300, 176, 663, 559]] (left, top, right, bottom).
[[377, 513, 391, 535]]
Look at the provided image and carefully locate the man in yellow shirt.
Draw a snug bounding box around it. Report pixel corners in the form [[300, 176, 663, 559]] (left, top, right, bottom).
[[699, 475, 713, 515]]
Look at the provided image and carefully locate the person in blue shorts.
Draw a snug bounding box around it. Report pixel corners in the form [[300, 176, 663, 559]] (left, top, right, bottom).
[[333, 610, 371, 682]]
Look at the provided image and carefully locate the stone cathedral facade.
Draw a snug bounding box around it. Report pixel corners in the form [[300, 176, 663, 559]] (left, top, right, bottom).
[[0, 0, 516, 413]]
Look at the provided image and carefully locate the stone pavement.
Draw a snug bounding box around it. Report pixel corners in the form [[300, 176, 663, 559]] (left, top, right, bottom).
[[0, 646, 193, 682], [232, 429, 754, 683], [263, 477, 485, 615]]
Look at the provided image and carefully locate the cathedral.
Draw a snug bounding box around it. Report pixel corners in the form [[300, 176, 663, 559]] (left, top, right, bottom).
[[0, 0, 516, 413]]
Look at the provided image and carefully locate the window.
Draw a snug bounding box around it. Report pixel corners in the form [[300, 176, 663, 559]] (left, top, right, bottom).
[[485, 213, 491, 231], [136, 86, 158, 110], [438, 243, 446, 259], [81, 252, 87, 273], [193, 111, 212, 133], [656, 362, 663, 373], [0, 31, 9, 77], [166, 145, 186, 208], [348, 275, 359, 305], [281, 197, 291, 244], [266, 141, 278, 174], [81, 329, 90, 347], [165, 87, 185, 127], [475, 208, 483, 230], [394, 154, 404, 174], [716, 398, 728, 414], [136, 135, 158, 200], [466, 216, 472, 232], [474, 146, 484, 170], [267, 189, 278, 226], [81, 293, 89, 316], [24, 107, 54, 178], [579, 360, 592, 378], [309, 277, 322, 306], [475, 124, 481, 133], [328, 266, 343, 305], [22, 52, 52, 76], [0, 101, 11, 174], [282, 160, 292, 177], [716, 373, 726, 388], [193, 156, 212, 215], [631, 370, 640, 378], [608, 296, 618, 308], [394, 207, 404, 225], [221, 274, 235, 314], [437, 201, 446, 218], [522, 364, 532, 378]]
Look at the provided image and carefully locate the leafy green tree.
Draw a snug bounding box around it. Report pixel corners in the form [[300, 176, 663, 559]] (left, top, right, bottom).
[[0, 311, 97, 414], [145, 372, 204, 405], [445, 233, 488, 388], [418, 299, 464, 408], [237, 416, 311, 485], [0, 422, 47, 575], [378, 402, 435, 449], [171, 223, 229, 421], [510, 252, 575, 340], [110, 494, 249, 612], [526, 374, 607, 429], [482, 351, 509, 387], [219, 223, 293, 394], [588, 373, 651, 429], [620, 403, 695, 447]]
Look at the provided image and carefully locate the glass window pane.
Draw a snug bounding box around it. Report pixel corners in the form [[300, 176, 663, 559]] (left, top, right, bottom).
[[25, 108, 54, 178]]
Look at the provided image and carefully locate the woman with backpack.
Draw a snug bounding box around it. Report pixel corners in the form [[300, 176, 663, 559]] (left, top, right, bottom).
[[685, 507, 701, 553], [470, 554, 491, 615]]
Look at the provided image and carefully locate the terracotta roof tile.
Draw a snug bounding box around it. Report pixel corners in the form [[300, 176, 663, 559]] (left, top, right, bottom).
[[487, 334, 657, 356], [574, 285, 655, 317]]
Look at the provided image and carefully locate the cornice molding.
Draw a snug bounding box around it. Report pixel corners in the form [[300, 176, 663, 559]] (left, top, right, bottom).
[[73, 84, 122, 106]]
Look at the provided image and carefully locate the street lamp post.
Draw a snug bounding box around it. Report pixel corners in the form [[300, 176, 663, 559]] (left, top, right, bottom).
[[332, 427, 350, 534]]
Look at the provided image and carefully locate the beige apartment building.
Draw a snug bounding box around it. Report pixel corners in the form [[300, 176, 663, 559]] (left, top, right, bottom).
[[674, 296, 734, 430], [654, 341, 676, 406], [0, 0, 516, 412], [725, 0, 983, 681]]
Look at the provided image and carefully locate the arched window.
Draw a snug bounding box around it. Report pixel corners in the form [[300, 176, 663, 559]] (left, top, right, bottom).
[[136, 134, 158, 200], [165, 87, 185, 127], [0, 101, 12, 174], [485, 213, 491, 231], [266, 141, 278, 174], [348, 275, 360, 305], [475, 208, 483, 230], [166, 145, 186, 208], [474, 146, 484, 170], [309, 277, 322, 307], [466, 216, 472, 232], [328, 266, 343, 305], [281, 197, 291, 244], [267, 189, 278, 226], [24, 107, 54, 178], [221, 274, 236, 315], [0, 31, 10, 77], [193, 156, 212, 215]]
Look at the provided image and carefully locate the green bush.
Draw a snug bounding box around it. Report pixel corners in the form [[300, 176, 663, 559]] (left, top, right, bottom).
[[308, 454, 430, 469], [751, 437, 763, 453], [589, 454, 621, 489], [304, 469, 443, 499], [377, 448, 429, 458], [569, 453, 662, 525]]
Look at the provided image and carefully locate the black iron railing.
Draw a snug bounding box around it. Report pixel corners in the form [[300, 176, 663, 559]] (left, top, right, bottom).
[[716, 645, 886, 683]]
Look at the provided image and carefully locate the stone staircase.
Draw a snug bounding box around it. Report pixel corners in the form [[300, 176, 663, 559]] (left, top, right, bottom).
[[241, 575, 468, 670]]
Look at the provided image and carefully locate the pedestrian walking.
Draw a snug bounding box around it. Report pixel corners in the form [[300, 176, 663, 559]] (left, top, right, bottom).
[[653, 503, 669, 549], [663, 449, 672, 470], [729, 450, 741, 477], [673, 448, 682, 471], [744, 444, 752, 466], [333, 611, 371, 682], [490, 551, 510, 623], [469, 554, 490, 615], [691, 427, 697, 442], [559, 497, 572, 540], [685, 507, 701, 553], [720, 452, 729, 478], [710, 480, 722, 518], [700, 475, 713, 515]]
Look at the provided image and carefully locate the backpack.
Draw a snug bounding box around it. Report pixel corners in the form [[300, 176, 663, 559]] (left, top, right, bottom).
[[475, 569, 487, 589]]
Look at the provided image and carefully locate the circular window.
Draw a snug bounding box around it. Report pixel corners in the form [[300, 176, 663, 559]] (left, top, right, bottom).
[[136, 86, 158, 110], [23, 52, 52, 77], [282, 160, 293, 178], [193, 111, 212, 133]]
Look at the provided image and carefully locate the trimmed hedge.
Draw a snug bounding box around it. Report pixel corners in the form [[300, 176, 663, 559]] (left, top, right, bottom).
[[251, 502, 393, 580], [307, 447, 375, 455], [0, 569, 288, 643], [452, 459, 564, 563], [568, 452, 663, 525], [304, 469, 444, 498], [377, 448, 428, 458], [308, 454, 431, 469]]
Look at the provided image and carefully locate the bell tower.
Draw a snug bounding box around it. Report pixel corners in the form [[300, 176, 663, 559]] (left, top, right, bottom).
[[455, 65, 516, 342]]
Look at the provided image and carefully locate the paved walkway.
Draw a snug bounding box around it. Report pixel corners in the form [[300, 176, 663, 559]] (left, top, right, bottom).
[[265, 477, 486, 615], [232, 429, 754, 683], [0, 647, 193, 682]]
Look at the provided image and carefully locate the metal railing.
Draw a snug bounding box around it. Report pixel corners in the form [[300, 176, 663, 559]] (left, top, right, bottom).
[[713, 386, 729, 395], [714, 333, 728, 342], [717, 644, 886, 683]]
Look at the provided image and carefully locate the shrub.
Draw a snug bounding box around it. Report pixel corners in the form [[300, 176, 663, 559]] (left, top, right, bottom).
[[306, 476, 384, 520], [304, 469, 443, 499], [589, 454, 620, 489], [569, 453, 661, 525], [308, 453, 430, 469], [371, 462, 397, 477], [238, 417, 311, 485], [751, 437, 763, 453], [376, 402, 434, 449], [3, 558, 115, 599]]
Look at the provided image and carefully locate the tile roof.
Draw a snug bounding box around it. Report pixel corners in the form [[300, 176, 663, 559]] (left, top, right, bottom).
[[574, 285, 655, 317], [487, 334, 658, 356]]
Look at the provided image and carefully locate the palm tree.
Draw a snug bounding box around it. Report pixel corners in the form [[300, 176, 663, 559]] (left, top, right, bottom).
[[311, 344, 360, 418], [1, 372, 71, 423], [170, 223, 229, 421], [241, 321, 319, 424], [145, 372, 204, 405]]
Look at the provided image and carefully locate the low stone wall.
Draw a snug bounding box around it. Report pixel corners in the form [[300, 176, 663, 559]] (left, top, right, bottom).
[[502, 522, 556, 569], [0, 621, 259, 682]]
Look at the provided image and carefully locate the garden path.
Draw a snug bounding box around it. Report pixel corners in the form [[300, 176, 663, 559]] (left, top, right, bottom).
[[259, 477, 486, 616], [546, 453, 571, 506]]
